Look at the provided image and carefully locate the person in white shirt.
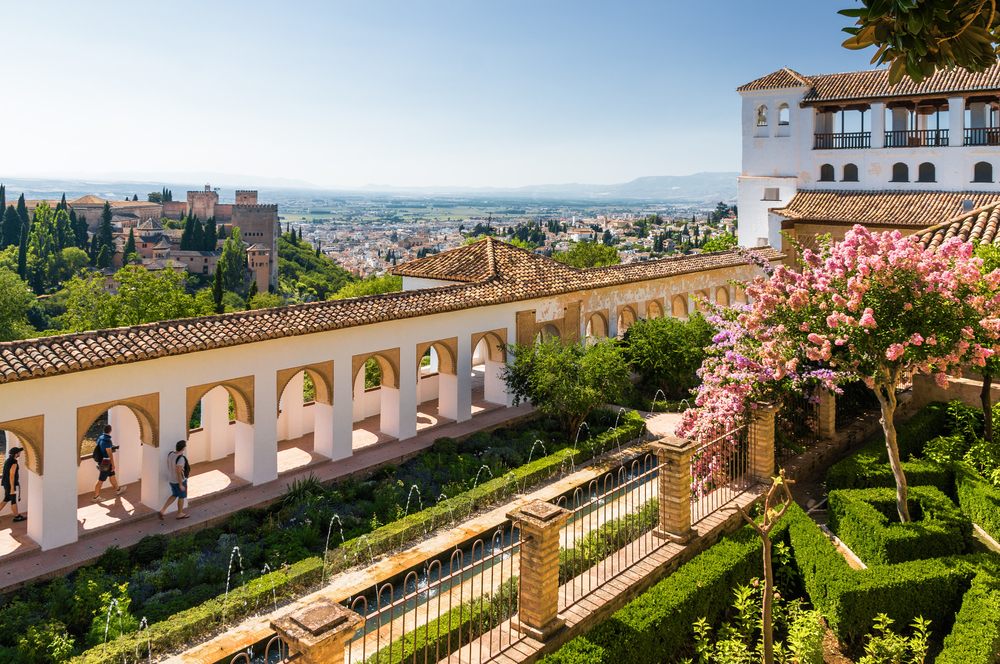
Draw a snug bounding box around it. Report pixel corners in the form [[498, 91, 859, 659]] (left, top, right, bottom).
[[158, 440, 189, 520]]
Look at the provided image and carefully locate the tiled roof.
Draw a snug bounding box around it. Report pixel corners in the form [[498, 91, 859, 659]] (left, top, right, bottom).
[[914, 201, 1000, 250], [771, 190, 1000, 227], [392, 239, 504, 282], [0, 237, 782, 384], [738, 63, 1000, 104], [736, 68, 811, 92], [69, 195, 106, 206]]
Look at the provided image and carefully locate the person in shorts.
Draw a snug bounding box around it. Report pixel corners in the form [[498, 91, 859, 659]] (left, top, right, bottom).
[[92, 425, 126, 501], [158, 440, 189, 520], [0, 447, 25, 522]]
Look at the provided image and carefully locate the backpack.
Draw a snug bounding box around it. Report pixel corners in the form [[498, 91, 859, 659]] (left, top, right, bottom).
[[180, 454, 190, 480], [92, 443, 105, 464]]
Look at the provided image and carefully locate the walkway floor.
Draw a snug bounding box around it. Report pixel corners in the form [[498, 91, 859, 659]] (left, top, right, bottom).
[[0, 402, 533, 594]]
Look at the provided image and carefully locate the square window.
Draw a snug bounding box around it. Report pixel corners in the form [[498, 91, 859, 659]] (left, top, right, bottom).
[[762, 188, 780, 201]]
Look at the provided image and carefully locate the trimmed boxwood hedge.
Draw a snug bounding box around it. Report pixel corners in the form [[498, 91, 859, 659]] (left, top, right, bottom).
[[954, 461, 1000, 543], [827, 486, 973, 566], [538, 518, 790, 664], [71, 411, 649, 664], [937, 569, 1000, 664]]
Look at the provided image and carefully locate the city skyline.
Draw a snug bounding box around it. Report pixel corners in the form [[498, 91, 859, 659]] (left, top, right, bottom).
[[8, 1, 873, 189]]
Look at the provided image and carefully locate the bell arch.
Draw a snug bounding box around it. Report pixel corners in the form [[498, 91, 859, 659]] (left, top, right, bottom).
[[0, 415, 44, 476], [186, 377, 254, 431], [276, 361, 334, 416], [77, 393, 160, 465], [694, 289, 710, 312], [352, 348, 401, 398]]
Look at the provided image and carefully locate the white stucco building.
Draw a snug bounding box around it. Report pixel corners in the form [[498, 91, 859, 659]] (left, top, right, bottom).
[[736, 65, 1000, 251]]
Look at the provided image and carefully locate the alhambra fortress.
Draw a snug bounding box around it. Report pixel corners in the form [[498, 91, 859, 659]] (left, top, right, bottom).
[[4, 63, 1000, 663]]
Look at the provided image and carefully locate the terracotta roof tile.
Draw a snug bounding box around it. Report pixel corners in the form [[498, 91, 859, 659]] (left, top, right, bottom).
[[736, 68, 811, 92], [915, 201, 1000, 250], [771, 190, 1000, 227], [0, 239, 782, 384]]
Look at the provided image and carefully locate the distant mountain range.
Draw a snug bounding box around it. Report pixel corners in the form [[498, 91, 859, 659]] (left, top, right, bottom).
[[0, 172, 739, 205]]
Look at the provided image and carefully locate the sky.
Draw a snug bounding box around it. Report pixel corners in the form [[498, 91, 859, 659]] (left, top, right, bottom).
[[4, 1, 878, 189]]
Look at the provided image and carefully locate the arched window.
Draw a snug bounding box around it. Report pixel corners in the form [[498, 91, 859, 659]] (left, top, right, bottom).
[[843, 163, 859, 182], [756, 105, 768, 127], [778, 104, 790, 125], [891, 162, 909, 183], [974, 161, 994, 183], [917, 162, 936, 182], [819, 164, 835, 182]]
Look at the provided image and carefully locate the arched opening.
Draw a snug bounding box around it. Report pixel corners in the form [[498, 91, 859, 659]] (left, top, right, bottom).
[[843, 163, 859, 182], [275, 369, 328, 474], [414, 340, 459, 432], [647, 300, 664, 320], [917, 162, 936, 182], [536, 324, 561, 343], [671, 294, 688, 318], [0, 422, 41, 546], [184, 378, 254, 487], [891, 162, 909, 182], [617, 306, 637, 338], [974, 161, 994, 183], [756, 105, 768, 127], [715, 286, 730, 307], [352, 351, 402, 450], [819, 164, 835, 182], [586, 312, 609, 342], [472, 332, 508, 409], [734, 288, 749, 305], [778, 104, 789, 125], [694, 289, 710, 313]]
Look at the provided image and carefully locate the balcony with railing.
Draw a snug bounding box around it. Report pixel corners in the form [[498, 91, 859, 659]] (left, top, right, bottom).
[[814, 132, 870, 150], [965, 127, 1000, 146], [884, 129, 949, 147]]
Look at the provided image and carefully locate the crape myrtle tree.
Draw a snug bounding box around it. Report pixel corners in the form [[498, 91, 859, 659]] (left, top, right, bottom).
[[501, 336, 631, 442], [683, 225, 1000, 522]]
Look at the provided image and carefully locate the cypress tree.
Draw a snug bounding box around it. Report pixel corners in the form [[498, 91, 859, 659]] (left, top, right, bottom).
[[90, 232, 100, 263], [124, 228, 136, 261], [54, 209, 71, 251], [98, 203, 115, 260], [180, 215, 194, 250], [212, 264, 225, 314], [132, 194, 138, 201], [17, 224, 28, 279], [97, 245, 110, 269], [0, 185, 5, 231], [192, 217, 205, 252], [56, 193, 67, 212], [70, 210, 88, 250], [16, 195, 29, 230], [246, 279, 258, 309], [204, 216, 217, 251], [1, 206, 18, 250]]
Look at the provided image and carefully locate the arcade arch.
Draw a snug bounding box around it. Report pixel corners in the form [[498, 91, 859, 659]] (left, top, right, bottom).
[[617, 305, 638, 337], [715, 286, 730, 307], [646, 299, 664, 319], [671, 294, 688, 318], [472, 330, 508, 406], [585, 311, 609, 340]]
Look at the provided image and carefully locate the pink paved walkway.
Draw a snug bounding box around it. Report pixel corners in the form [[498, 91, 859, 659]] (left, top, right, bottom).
[[0, 402, 533, 594]]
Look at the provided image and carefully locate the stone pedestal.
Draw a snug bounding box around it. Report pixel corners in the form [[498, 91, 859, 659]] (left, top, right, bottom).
[[271, 597, 363, 664], [651, 436, 700, 544], [507, 500, 570, 640], [751, 403, 779, 482], [818, 389, 836, 440]]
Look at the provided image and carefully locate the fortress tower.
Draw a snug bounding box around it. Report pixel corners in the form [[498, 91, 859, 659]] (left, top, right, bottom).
[[187, 185, 219, 220], [231, 190, 279, 289]]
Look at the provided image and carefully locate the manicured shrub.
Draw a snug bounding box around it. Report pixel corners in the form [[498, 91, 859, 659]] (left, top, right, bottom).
[[937, 570, 1000, 664], [128, 534, 168, 567], [954, 461, 1000, 542], [827, 486, 972, 566], [559, 499, 658, 585]]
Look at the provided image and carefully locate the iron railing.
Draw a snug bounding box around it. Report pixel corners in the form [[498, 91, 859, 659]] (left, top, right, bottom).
[[776, 393, 819, 463], [834, 380, 880, 430], [690, 422, 756, 526], [965, 127, 1000, 146], [814, 132, 871, 149], [884, 129, 949, 147]]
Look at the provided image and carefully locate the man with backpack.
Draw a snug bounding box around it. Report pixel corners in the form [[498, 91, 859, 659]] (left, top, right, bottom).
[[0, 447, 25, 522], [92, 425, 126, 502], [158, 440, 190, 520]]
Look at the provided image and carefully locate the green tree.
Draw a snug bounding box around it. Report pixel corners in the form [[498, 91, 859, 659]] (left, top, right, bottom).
[[212, 267, 225, 314], [147, 191, 163, 203], [278, 232, 356, 299], [623, 314, 715, 399], [701, 232, 738, 253], [1, 205, 19, 250], [840, 0, 1000, 84], [56, 193, 67, 212], [204, 215, 218, 251], [329, 274, 401, 299], [98, 202, 114, 263], [246, 278, 258, 307], [96, 246, 110, 269], [972, 243, 1000, 444], [89, 232, 100, 264], [219, 227, 247, 292], [56, 247, 90, 282], [123, 228, 137, 263], [54, 209, 71, 251], [248, 291, 283, 309], [0, 267, 33, 341], [552, 240, 621, 268], [27, 202, 58, 293], [501, 337, 631, 441], [63, 266, 200, 332], [192, 217, 204, 252], [70, 211, 88, 250], [180, 214, 195, 251], [16, 194, 29, 231]]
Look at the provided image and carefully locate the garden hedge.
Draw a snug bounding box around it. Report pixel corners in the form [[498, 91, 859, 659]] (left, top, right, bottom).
[[953, 461, 1000, 543], [786, 502, 981, 647], [538, 519, 789, 664], [72, 411, 648, 664], [936, 569, 1000, 664], [827, 486, 972, 566]]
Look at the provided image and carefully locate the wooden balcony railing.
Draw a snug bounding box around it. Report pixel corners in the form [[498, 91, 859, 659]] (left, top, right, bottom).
[[813, 132, 870, 150], [884, 129, 949, 147], [965, 127, 1000, 146]]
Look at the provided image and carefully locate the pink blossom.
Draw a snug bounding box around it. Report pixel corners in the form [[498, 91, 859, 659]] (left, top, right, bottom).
[[886, 344, 905, 361], [859, 308, 877, 328], [910, 333, 923, 346]]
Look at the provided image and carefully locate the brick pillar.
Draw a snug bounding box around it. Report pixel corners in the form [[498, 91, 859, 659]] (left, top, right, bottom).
[[751, 403, 779, 482], [508, 500, 570, 640], [651, 436, 700, 544], [271, 597, 363, 664], [818, 389, 836, 440]]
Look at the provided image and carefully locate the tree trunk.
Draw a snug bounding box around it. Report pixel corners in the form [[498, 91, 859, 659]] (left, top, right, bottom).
[[761, 537, 774, 664], [983, 370, 994, 446], [874, 381, 910, 522]]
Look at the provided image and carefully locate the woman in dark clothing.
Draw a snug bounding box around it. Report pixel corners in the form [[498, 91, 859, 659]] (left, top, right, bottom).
[[1, 447, 25, 522]]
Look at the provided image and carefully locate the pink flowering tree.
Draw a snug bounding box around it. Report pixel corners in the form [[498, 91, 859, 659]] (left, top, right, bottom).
[[682, 226, 1000, 522]]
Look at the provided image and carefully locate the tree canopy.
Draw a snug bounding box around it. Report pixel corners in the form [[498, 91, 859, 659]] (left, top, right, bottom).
[[701, 233, 738, 253], [0, 267, 32, 341], [552, 240, 621, 268], [329, 273, 401, 299], [277, 231, 356, 300]]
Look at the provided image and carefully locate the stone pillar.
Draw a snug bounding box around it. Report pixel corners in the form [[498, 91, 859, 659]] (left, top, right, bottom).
[[396, 345, 418, 441], [508, 500, 570, 640], [871, 102, 885, 149], [249, 372, 278, 485], [271, 597, 363, 664], [203, 388, 231, 461], [331, 358, 354, 460], [949, 97, 966, 145], [281, 372, 305, 441], [818, 389, 836, 440], [750, 403, 780, 482], [651, 436, 700, 544], [454, 334, 473, 420]]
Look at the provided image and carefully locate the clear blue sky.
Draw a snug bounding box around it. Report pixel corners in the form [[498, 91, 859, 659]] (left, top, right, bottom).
[[6, 1, 875, 189]]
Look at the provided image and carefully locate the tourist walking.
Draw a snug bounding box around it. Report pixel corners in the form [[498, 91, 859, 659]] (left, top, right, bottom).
[[159, 440, 190, 520], [92, 425, 126, 501], [0, 447, 25, 522]]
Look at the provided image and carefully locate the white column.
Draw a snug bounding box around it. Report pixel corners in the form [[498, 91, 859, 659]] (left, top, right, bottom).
[[971, 102, 988, 128], [32, 411, 79, 549], [203, 388, 230, 461], [233, 421, 256, 481], [949, 97, 966, 145], [145, 389, 185, 514], [485, 359, 506, 404], [891, 107, 909, 132], [396, 345, 418, 440], [109, 406, 142, 486], [331, 358, 354, 460], [245, 374, 277, 485], [312, 402, 334, 459], [282, 372, 305, 441], [352, 370, 365, 423], [379, 387, 401, 438], [455, 335, 473, 421], [439, 373, 459, 421], [871, 102, 885, 149]]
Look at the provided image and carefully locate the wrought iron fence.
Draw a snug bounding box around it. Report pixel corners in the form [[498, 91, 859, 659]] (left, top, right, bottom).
[[346, 522, 522, 664], [834, 380, 881, 430], [555, 454, 661, 610], [228, 635, 289, 663], [776, 393, 819, 462], [690, 422, 756, 526]]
